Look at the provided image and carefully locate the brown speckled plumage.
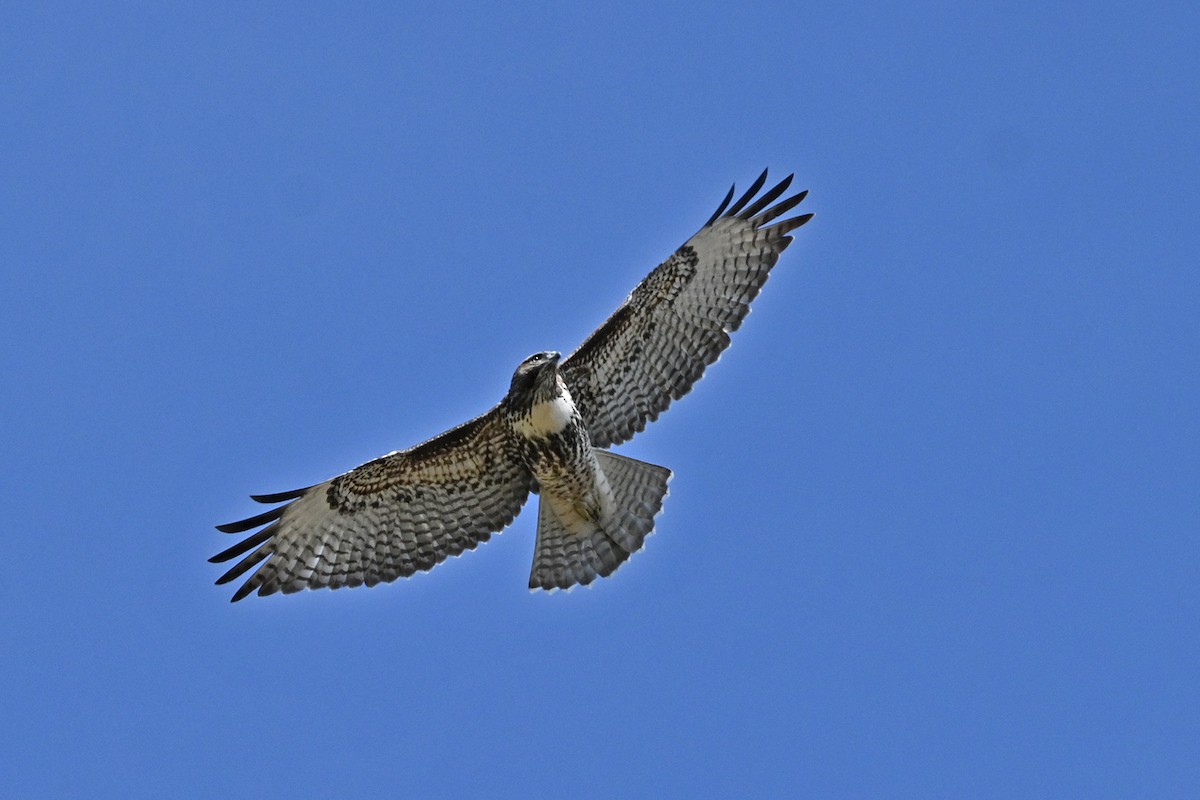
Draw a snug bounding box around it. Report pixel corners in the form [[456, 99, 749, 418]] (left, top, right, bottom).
[[212, 170, 811, 601]]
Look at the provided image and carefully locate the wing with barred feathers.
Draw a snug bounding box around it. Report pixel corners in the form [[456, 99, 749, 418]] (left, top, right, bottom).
[[560, 170, 812, 448], [210, 406, 533, 602]]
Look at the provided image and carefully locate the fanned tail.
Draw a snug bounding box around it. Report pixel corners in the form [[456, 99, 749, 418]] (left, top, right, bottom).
[[529, 451, 671, 591]]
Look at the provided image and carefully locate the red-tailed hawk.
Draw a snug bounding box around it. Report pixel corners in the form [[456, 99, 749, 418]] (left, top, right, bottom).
[[213, 170, 812, 600]]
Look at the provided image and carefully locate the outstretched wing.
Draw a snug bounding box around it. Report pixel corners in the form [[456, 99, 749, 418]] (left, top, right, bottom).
[[210, 406, 533, 602], [560, 169, 812, 448]]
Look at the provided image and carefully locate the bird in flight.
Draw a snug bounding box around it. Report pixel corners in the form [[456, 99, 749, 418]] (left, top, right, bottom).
[[212, 170, 812, 601]]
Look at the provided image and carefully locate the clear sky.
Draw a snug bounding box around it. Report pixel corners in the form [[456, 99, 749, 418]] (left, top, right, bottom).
[[2, 2, 1197, 798]]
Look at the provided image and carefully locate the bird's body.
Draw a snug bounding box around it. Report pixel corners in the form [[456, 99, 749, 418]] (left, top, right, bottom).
[[212, 170, 812, 600], [503, 351, 670, 589]]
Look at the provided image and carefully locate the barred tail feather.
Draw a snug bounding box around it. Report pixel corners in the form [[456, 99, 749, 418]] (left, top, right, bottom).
[[528, 451, 671, 591]]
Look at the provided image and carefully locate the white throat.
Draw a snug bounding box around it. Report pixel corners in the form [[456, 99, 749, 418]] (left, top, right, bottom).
[[516, 386, 576, 437]]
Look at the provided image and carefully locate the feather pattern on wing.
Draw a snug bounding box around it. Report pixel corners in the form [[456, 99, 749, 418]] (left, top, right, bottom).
[[561, 170, 812, 448], [211, 406, 533, 601]]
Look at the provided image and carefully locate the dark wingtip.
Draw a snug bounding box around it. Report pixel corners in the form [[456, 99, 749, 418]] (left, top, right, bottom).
[[215, 505, 286, 534], [210, 525, 276, 563], [738, 173, 794, 220], [751, 189, 811, 227], [230, 581, 257, 602], [769, 212, 814, 237], [704, 183, 737, 227], [250, 487, 310, 504], [727, 169, 769, 217]]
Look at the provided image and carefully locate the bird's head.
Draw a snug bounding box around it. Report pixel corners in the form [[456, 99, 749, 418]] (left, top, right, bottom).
[[509, 350, 561, 401]]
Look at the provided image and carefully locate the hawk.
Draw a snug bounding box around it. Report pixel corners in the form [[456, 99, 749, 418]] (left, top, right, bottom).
[[212, 170, 812, 600]]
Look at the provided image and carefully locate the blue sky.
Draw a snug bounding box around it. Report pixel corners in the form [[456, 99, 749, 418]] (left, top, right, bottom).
[[2, 2, 1197, 797]]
